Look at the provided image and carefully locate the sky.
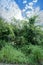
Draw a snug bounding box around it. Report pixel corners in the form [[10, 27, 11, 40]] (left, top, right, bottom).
[[0, 0, 43, 21], [15, 0, 43, 10]]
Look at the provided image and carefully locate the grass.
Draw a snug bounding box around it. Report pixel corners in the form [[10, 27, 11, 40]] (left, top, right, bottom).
[[0, 44, 43, 65], [0, 44, 29, 64]]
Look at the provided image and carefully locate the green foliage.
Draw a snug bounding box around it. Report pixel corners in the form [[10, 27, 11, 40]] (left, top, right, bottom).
[[0, 16, 43, 45], [0, 44, 29, 63], [20, 44, 31, 55], [0, 18, 15, 41], [28, 45, 43, 65], [13, 16, 43, 45], [0, 16, 43, 64], [20, 45, 43, 65], [0, 40, 7, 49]]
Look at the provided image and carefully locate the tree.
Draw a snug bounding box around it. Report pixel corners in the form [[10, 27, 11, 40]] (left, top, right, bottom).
[[0, 17, 15, 41]]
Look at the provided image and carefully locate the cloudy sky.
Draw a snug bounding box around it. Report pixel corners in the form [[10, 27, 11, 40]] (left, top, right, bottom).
[[0, 0, 43, 21]]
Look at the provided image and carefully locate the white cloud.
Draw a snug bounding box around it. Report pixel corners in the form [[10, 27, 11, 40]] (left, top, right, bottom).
[[0, 0, 42, 23], [33, 0, 38, 3], [23, 2, 34, 12], [0, 0, 23, 21], [22, 9, 26, 12], [24, 4, 33, 10], [35, 10, 43, 27], [22, 2, 33, 18], [29, 2, 33, 6], [38, 10, 43, 25], [22, 6, 40, 18], [25, 4, 28, 9], [34, 7, 40, 15], [28, 6, 33, 10], [26, 11, 33, 17], [22, 0, 39, 18], [23, 0, 27, 4]]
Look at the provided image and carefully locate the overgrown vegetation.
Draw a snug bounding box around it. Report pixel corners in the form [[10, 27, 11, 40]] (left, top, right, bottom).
[[0, 16, 43, 65]]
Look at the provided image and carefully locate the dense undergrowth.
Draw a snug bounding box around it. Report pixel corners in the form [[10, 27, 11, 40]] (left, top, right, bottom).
[[0, 16, 43, 65]]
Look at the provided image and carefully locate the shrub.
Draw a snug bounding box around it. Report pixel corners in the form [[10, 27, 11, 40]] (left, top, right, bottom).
[[0, 44, 29, 64], [20, 44, 32, 55], [13, 16, 43, 45], [0, 40, 7, 49], [28, 45, 43, 65], [0, 17, 15, 41]]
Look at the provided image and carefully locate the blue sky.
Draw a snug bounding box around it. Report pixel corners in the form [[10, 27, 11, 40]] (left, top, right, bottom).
[[15, 0, 43, 10], [0, 0, 43, 21]]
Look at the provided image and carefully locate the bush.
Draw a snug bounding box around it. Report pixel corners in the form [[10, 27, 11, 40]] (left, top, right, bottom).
[[0, 40, 7, 49], [0, 44, 29, 64], [28, 45, 43, 65], [0, 17, 43, 46], [13, 16, 43, 45], [20, 44, 32, 55], [20, 44, 43, 65], [0, 17, 15, 41]]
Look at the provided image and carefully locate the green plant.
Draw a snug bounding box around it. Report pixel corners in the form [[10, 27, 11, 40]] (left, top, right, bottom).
[[0, 44, 29, 63], [0, 40, 7, 49], [0, 17, 15, 41], [20, 44, 32, 55], [28, 45, 43, 65]]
